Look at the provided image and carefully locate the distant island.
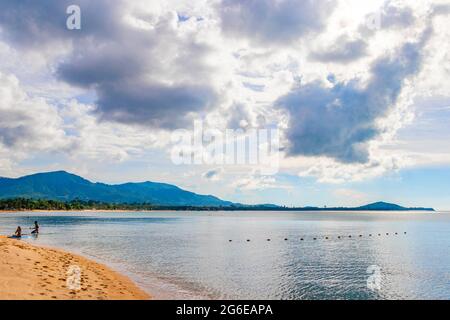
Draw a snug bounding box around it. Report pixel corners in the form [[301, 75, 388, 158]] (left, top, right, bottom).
[[0, 171, 435, 212]]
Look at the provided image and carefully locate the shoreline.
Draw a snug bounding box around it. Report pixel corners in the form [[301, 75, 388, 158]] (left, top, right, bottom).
[[0, 209, 438, 213], [0, 236, 150, 300], [0, 209, 180, 213]]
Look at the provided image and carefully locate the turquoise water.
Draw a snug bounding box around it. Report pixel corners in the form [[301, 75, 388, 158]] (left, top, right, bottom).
[[0, 211, 449, 300]]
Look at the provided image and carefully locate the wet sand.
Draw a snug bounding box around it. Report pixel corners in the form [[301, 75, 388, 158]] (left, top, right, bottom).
[[0, 236, 149, 300]]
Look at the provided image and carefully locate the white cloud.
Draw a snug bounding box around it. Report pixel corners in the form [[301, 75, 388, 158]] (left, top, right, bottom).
[[0, 0, 449, 188], [298, 154, 404, 184], [0, 72, 72, 155], [218, 0, 336, 46]]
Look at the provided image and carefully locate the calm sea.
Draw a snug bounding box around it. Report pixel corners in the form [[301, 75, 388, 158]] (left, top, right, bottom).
[[0, 211, 449, 300]]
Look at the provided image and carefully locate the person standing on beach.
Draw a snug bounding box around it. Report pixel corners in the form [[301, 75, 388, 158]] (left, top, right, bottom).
[[31, 221, 39, 234]]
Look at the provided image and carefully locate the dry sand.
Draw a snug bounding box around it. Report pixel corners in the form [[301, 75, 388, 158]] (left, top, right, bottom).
[[0, 236, 149, 300]]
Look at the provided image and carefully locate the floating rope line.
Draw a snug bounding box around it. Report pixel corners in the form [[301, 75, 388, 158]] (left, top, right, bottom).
[[228, 232, 408, 243]]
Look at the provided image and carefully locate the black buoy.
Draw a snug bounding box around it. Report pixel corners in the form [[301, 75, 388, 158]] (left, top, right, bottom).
[[284, 238, 288, 241], [348, 235, 352, 238], [386, 233, 389, 236], [378, 234, 381, 236], [404, 232, 407, 234], [229, 240, 232, 242], [359, 235, 362, 237], [369, 234, 372, 236], [300, 238, 304, 241], [313, 237, 317, 240], [395, 232, 398, 235], [267, 239, 271, 241], [325, 237, 329, 240], [246, 239, 251, 242], [338, 236, 341, 239]]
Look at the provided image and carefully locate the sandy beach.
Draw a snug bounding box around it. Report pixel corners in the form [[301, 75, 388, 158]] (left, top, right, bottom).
[[0, 236, 149, 300]]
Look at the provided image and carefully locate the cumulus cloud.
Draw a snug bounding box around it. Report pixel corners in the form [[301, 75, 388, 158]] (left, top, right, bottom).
[[277, 27, 432, 163], [0, 0, 123, 48], [218, 0, 336, 45], [299, 152, 405, 183], [310, 36, 368, 63], [0, 72, 169, 168], [58, 100, 165, 162], [380, 3, 415, 28], [0, 0, 221, 129], [0, 0, 448, 188], [359, 1, 416, 36], [0, 72, 72, 154]]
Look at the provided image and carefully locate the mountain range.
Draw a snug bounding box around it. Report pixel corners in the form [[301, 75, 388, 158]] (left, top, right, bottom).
[[0, 171, 435, 211], [0, 171, 232, 206]]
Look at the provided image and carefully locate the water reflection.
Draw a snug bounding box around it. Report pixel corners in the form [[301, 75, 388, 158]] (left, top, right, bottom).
[[0, 211, 449, 299]]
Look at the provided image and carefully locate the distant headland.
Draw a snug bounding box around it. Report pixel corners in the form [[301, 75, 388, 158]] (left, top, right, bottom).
[[0, 171, 435, 212]]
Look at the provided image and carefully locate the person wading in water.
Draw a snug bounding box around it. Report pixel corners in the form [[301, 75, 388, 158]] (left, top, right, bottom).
[[31, 221, 39, 234]]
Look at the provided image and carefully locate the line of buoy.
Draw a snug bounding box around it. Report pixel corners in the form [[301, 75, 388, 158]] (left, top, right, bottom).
[[228, 232, 408, 243]]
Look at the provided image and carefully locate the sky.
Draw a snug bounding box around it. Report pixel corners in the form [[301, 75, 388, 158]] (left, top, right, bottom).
[[0, 0, 449, 209]]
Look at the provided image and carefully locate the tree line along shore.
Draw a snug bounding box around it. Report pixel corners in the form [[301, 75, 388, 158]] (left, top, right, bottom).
[[0, 198, 435, 212], [0, 198, 240, 211]]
